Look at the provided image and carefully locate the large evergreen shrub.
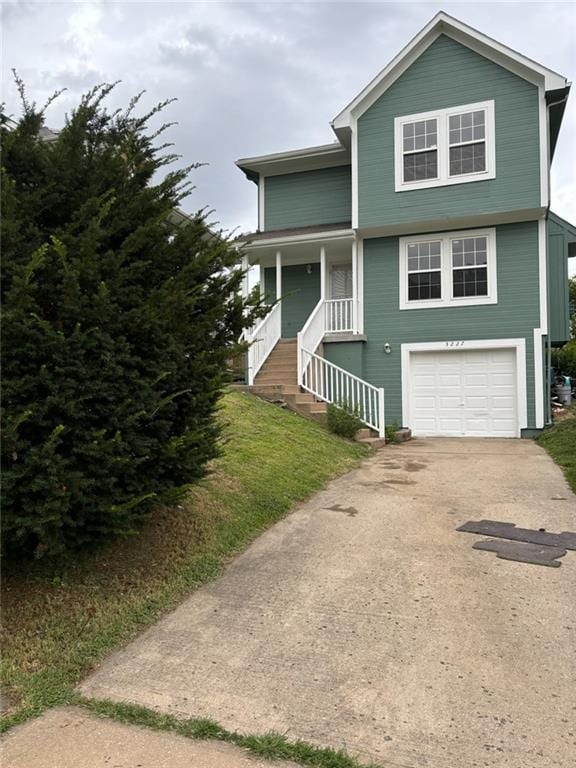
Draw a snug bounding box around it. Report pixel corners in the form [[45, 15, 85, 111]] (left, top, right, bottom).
[[1, 83, 265, 557]]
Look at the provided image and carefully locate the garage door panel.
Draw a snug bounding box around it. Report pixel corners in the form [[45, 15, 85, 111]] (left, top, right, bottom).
[[409, 347, 517, 438], [438, 419, 464, 434], [413, 398, 436, 412], [465, 418, 490, 433], [464, 374, 489, 388], [465, 396, 489, 409], [440, 396, 463, 409], [438, 374, 461, 387], [492, 395, 515, 408], [492, 374, 515, 387]]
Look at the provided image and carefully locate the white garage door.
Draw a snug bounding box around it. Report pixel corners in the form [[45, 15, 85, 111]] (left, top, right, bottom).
[[409, 348, 518, 437]]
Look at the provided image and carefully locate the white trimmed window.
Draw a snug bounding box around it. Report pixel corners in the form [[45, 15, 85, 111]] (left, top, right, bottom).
[[399, 228, 497, 310], [402, 118, 438, 183], [394, 101, 495, 192]]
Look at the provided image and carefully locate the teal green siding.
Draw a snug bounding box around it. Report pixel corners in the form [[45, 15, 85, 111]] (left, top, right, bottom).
[[264, 264, 320, 338], [359, 221, 540, 427], [547, 214, 574, 345], [358, 35, 540, 228], [322, 342, 364, 379], [264, 166, 351, 231]]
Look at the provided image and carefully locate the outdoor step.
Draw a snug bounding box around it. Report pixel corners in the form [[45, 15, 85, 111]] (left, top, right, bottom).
[[278, 385, 301, 395], [357, 436, 386, 449], [254, 377, 298, 386], [249, 384, 285, 399], [265, 359, 296, 367], [282, 393, 311, 405], [256, 369, 297, 378], [291, 405, 326, 424], [262, 352, 296, 361], [355, 428, 372, 440], [295, 401, 327, 414], [261, 363, 297, 372]]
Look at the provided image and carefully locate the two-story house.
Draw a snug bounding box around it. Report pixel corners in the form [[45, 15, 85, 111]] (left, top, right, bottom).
[[237, 12, 575, 439]]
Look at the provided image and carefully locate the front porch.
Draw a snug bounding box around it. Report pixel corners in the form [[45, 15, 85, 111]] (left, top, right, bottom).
[[239, 227, 385, 439], [241, 228, 363, 339]]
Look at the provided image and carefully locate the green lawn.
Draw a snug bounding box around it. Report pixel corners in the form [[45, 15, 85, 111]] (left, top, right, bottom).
[[537, 407, 576, 492], [1, 392, 368, 731]]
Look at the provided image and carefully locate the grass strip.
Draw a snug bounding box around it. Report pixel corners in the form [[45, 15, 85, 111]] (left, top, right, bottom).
[[79, 697, 383, 768], [537, 407, 576, 492], [1, 392, 368, 730]]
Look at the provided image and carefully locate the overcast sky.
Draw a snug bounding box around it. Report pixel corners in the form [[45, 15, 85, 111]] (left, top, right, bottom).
[[2, 0, 575, 263]]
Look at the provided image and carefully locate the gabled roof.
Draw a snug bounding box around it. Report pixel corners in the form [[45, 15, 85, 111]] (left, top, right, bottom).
[[331, 11, 568, 138]]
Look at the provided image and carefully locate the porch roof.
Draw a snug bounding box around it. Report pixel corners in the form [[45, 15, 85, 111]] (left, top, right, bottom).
[[237, 222, 354, 267], [237, 221, 352, 244]]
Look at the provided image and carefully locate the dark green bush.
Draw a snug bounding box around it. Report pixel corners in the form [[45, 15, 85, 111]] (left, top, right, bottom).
[[553, 340, 576, 380], [1, 83, 265, 557], [326, 402, 364, 440]]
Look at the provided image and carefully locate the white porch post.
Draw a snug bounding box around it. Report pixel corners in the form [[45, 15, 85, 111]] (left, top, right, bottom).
[[241, 254, 249, 299], [275, 250, 282, 333], [320, 246, 326, 300], [352, 239, 358, 334]]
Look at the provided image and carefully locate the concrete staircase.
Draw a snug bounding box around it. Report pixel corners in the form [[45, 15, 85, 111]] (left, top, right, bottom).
[[251, 339, 385, 448]]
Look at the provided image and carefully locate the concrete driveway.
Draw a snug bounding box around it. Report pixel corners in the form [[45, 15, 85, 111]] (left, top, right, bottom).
[[81, 439, 576, 767]]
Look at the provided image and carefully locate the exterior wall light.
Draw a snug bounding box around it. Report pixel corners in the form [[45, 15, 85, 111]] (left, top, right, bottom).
[[306, 264, 313, 274], [384, 343, 392, 354]]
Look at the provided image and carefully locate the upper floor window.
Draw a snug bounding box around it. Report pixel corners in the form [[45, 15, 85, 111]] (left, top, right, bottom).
[[394, 101, 495, 192], [399, 228, 497, 310], [402, 119, 438, 182]]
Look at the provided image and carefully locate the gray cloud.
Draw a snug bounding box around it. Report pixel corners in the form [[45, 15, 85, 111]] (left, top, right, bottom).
[[3, 0, 575, 262]]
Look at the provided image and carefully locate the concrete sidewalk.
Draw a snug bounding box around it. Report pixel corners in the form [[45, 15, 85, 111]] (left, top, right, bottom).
[[1, 707, 299, 768]]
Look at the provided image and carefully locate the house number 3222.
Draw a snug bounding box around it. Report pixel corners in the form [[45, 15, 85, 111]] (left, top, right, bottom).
[[445, 341, 465, 348]]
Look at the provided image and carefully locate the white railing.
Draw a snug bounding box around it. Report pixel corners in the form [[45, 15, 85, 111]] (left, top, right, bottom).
[[296, 298, 325, 383], [301, 348, 385, 437], [325, 298, 354, 333], [246, 303, 281, 385]]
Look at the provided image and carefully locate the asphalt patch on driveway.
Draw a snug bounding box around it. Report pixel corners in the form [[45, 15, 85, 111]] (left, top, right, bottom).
[[458, 520, 576, 550], [473, 539, 567, 567], [458, 520, 576, 568]]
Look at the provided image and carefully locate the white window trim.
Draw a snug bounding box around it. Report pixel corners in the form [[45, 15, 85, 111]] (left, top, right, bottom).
[[399, 227, 497, 310], [400, 338, 528, 437], [394, 100, 496, 192]]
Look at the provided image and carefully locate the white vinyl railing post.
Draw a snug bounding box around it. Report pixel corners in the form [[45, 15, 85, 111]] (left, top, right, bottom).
[[352, 239, 358, 333], [378, 388, 385, 439]]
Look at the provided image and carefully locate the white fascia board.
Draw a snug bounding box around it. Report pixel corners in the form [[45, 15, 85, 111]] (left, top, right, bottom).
[[332, 12, 567, 130], [242, 229, 355, 251], [236, 142, 349, 177]]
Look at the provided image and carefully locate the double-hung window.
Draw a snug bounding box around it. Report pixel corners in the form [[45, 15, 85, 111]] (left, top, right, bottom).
[[448, 109, 487, 177], [399, 228, 497, 310], [406, 240, 442, 300], [451, 236, 488, 298], [395, 101, 495, 191], [402, 119, 438, 183]]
